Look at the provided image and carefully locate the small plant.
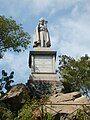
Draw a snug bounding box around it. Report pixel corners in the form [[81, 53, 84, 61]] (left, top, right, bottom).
[[75, 106, 90, 120], [26, 80, 52, 99]]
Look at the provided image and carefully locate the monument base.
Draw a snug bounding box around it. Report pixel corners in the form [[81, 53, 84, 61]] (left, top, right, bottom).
[[29, 47, 61, 93], [31, 73, 58, 82], [29, 47, 57, 74], [28, 73, 61, 94]]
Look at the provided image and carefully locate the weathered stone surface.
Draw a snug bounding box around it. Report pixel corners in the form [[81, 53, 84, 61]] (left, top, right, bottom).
[[46, 92, 89, 114], [29, 48, 56, 74], [1, 84, 30, 111], [32, 108, 42, 120], [32, 73, 58, 81], [49, 92, 81, 102], [34, 55, 53, 73], [34, 47, 51, 51], [1, 84, 29, 100], [29, 48, 58, 91]]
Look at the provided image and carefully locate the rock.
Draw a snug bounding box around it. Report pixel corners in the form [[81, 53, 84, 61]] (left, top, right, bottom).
[[49, 92, 81, 103], [46, 92, 89, 115], [73, 92, 81, 100], [1, 84, 30, 111], [32, 108, 42, 120]]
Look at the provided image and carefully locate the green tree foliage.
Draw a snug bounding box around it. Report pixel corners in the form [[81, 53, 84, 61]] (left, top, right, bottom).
[[0, 70, 14, 96], [58, 54, 90, 97], [0, 16, 30, 58], [16, 100, 53, 120]]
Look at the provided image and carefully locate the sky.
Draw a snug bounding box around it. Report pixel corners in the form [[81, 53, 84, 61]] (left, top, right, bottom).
[[0, 0, 90, 84]]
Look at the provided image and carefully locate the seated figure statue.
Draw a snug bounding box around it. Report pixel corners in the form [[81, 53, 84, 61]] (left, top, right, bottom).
[[33, 18, 51, 47]]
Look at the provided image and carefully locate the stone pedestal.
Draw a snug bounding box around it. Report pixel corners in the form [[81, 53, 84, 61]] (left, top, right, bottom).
[[29, 47, 58, 82]]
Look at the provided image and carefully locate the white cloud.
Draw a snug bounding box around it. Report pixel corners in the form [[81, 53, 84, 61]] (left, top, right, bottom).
[[50, 26, 90, 57], [0, 0, 84, 17], [49, 0, 90, 57], [0, 51, 30, 84]]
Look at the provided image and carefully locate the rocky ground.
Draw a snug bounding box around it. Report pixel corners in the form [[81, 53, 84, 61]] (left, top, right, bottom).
[[0, 84, 90, 120], [46, 92, 89, 114]]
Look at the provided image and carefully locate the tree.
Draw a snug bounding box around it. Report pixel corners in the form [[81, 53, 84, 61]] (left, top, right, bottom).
[[58, 54, 90, 97], [0, 70, 14, 97], [0, 16, 30, 58], [0, 16, 30, 95]]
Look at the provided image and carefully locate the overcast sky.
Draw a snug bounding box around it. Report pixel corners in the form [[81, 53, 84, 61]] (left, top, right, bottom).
[[0, 0, 90, 83]]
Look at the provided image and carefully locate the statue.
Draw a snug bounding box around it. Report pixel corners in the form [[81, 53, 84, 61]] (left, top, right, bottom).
[[33, 18, 51, 47]]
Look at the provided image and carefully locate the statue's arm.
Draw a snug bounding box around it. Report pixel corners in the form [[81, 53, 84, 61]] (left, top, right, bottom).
[[36, 25, 40, 42], [46, 30, 51, 47]]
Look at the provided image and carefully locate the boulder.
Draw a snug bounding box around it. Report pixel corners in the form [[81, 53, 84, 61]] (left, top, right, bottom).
[[1, 84, 30, 111], [46, 92, 89, 115]]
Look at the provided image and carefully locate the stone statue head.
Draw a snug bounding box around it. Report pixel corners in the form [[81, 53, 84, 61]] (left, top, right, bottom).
[[39, 17, 48, 26]]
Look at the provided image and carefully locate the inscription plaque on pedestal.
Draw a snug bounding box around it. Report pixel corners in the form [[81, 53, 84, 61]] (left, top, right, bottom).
[[35, 56, 53, 73]]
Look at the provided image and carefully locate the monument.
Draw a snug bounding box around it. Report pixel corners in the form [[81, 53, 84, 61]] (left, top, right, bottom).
[[29, 18, 59, 90]]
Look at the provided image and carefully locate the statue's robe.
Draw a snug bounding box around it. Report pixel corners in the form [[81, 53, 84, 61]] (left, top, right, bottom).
[[33, 24, 51, 47]]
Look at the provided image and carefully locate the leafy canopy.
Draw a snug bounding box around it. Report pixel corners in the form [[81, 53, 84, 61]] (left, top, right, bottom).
[[0, 16, 30, 58], [58, 54, 90, 97]]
